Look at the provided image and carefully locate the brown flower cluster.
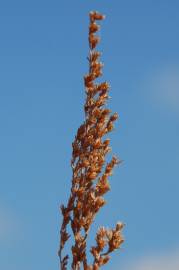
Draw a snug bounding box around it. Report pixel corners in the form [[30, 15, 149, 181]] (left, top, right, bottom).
[[58, 11, 124, 270]]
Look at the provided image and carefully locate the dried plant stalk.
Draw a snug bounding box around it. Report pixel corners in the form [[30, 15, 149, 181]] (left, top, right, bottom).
[[58, 11, 124, 270]]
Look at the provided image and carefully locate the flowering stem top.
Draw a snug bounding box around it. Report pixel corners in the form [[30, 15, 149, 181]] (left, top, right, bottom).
[[59, 11, 124, 270]]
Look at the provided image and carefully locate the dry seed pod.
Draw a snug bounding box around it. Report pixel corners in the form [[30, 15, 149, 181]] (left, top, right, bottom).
[[90, 11, 106, 22], [89, 34, 100, 49], [89, 22, 100, 34], [97, 81, 110, 92]]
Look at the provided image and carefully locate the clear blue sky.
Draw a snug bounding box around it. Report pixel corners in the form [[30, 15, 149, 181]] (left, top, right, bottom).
[[0, 1, 179, 270]]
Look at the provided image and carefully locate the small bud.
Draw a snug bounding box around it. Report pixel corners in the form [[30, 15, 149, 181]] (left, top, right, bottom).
[[110, 112, 119, 121], [90, 11, 105, 22], [116, 222, 124, 231]]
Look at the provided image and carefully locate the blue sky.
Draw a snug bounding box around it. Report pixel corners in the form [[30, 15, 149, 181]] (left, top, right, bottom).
[[0, 1, 179, 269]]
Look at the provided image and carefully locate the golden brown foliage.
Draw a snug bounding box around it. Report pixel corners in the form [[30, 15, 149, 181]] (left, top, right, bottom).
[[59, 11, 124, 270]]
